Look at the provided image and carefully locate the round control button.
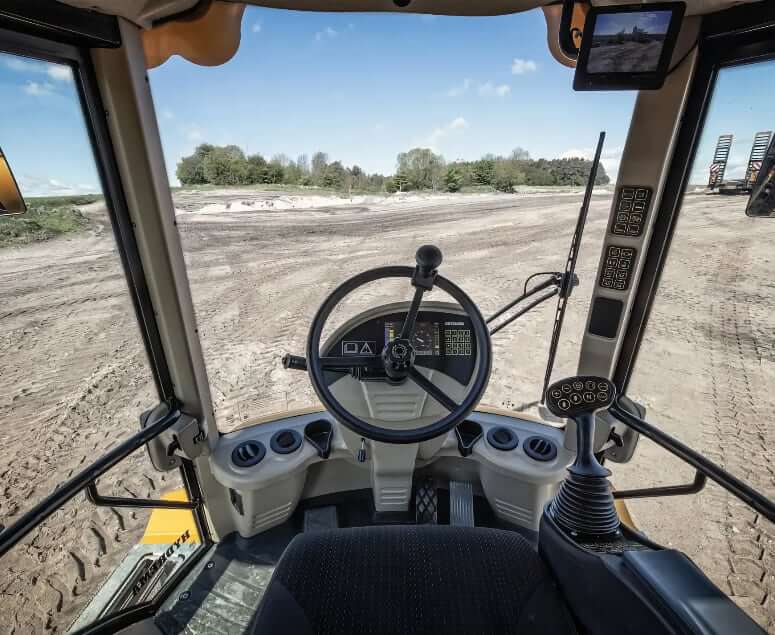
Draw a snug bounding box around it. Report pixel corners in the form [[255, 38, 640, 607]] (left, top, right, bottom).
[[570, 393, 582, 405], [583, 392, 595, 403], [572, 381, 583, 391], [597, 382, 608, 391], [597, 392, 609, 402], [551, 389, 562, 399], [558, 399, 570, 410], [561, 384, 572, 393], [585, 381, 596, 391]]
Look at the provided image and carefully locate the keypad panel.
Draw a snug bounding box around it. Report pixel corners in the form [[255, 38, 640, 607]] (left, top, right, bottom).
[[545, 376, 617, 418], [599, 245, 636, 291], [611, 186, 652, 237]]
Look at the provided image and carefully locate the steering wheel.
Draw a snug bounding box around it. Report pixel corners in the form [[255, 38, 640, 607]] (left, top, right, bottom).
[[306, 245, 491, 444]]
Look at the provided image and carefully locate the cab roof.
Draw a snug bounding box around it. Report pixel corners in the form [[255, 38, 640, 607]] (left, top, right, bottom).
[[60, 0, 763, 29]]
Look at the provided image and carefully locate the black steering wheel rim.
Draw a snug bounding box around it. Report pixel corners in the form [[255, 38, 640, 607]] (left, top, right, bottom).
[[306, 265, 491, 444]]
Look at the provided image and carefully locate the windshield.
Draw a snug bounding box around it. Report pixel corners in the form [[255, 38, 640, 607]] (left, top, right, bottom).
[[150, 7, 635, 431]]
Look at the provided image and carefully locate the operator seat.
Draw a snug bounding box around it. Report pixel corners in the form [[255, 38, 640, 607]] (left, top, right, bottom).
[[249, 525, 576, 634]]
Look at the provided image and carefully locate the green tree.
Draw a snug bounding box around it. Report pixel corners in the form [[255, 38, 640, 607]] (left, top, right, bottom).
[[472, 157, 496, 186], [396, 148, 445, 191], [202, 145, 249, 186], [311, 151, 329, 185], [176, 143, 214, 185], [322, 161, 347, 189], [246, 153, 268, 183], [444, 165, 464, 192]]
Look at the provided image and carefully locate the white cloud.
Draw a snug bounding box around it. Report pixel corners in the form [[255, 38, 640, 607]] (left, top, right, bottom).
[[47, 65, 72, 81], [511, 58, 538, 75], [561, 146, 624, 179], [187, 128, 203, 142], [251, 21, 262, 33], [315, 26, 339, 41], [23, 81, 54, 96], [424, 116, 469, 148], [445, 78, 471, 97], [18, 174, 99, 197], [4, 58, 71, 81], [478, 81, 511, 97]]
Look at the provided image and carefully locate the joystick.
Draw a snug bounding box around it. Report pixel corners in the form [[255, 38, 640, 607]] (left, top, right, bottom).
[[545, 375, 620, 537]]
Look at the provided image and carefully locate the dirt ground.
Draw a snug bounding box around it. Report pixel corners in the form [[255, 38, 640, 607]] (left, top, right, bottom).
[[0, 189, 772, 632], [588, 39, 663, 73]]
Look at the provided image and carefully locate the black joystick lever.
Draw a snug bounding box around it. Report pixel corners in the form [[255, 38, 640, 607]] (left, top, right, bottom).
[[412, 244, 442, 290], [545, 375, 620, 537]]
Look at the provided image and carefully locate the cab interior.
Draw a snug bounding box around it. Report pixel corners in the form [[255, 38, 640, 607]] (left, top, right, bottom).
[[0, 1, 774, 634]]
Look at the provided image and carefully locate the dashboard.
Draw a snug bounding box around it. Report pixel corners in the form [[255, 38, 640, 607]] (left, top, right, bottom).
[[322, 307, 477, 386]]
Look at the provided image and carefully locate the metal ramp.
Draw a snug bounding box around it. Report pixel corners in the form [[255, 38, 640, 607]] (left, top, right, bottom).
[[708, 134, 733, 189], [744, 130, 773, 189]]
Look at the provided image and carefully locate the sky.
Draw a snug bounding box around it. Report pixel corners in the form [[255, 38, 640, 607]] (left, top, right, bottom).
[[0, 7, 772, 196], [595, 11, 672, 37]]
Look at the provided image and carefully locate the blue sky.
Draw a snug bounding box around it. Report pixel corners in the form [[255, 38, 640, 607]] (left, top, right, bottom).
[[595, 11, 672, 36], [0, 7, 772, 196]]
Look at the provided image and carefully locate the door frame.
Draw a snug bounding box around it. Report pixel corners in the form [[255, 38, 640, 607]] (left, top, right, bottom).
[[0, 16, 213, 634], [613, 2, 775, 391]]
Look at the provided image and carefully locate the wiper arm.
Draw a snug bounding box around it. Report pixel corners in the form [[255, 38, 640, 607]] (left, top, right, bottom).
[[541, 130, 606, 402], [487, 272, 578, 336]]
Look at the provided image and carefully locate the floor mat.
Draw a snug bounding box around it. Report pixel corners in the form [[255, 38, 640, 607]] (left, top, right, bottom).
[[154, 523, 298, 635]]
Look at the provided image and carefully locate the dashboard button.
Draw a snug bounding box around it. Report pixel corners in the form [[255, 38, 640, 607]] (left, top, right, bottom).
[[561, 384, 572, 393], [572, 381, 584, 391], [597, 382, 608, 391], [551, 389, 562, 399], [583, 392, 595, 402], [597, 392, 609, 402], [585, 380, 596, 390], [558, 399, 570, 411], [570, 393, 582, 405]]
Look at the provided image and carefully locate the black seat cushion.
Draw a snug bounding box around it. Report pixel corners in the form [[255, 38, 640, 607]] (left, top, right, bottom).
[[250, 525, 576, 634]]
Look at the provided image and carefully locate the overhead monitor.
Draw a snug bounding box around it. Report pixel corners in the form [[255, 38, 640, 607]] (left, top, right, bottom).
[[574, 3, 685, 91]]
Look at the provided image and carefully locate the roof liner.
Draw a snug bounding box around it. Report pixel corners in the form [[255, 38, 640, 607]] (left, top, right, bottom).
[[61, 0, 762, 28]]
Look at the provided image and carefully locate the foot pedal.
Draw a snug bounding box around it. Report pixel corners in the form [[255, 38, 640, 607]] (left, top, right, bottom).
[[415, 478, 438, 524], [449, 481, 475, 527], [304, 506, 338, 532]]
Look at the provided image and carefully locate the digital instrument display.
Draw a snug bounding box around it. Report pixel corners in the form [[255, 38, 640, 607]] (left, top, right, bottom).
[[384, 321, 441, 356]]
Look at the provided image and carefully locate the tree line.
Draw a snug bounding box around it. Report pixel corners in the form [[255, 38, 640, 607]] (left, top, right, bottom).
[[176, 143, 609, 193]]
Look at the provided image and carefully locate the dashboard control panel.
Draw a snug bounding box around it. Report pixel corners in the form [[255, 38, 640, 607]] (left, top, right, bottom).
[[326, 310, 476, 385], [611, 185, 652, 237], [599, 245, 636, 291], [546, 376, 616, 417]]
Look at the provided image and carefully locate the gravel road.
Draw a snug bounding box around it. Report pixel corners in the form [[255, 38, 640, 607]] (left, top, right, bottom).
[[0, 190, 772, 632]]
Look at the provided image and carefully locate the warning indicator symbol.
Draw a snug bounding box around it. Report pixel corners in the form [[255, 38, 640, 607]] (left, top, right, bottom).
[[342, 341, 377, 356]]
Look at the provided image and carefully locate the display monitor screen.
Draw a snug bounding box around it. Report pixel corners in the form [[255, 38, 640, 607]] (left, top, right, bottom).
[[573, 3, 684, 91], [588, 10, 672, 74]]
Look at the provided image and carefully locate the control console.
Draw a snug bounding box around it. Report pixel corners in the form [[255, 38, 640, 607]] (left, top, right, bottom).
[[546, 376, 614, 416]]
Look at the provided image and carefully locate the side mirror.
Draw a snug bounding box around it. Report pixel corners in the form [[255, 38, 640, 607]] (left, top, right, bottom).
[[747, 136, 775, 217], [0, 147, 26, 215]]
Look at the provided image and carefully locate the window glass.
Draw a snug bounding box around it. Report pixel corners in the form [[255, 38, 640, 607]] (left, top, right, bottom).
[[617, 60, 775, 631], [151, 7, 635, 431], [0, 53, 199, 632]]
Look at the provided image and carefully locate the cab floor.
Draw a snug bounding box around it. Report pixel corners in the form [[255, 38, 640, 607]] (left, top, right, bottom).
[[153, 489, 531, 634]]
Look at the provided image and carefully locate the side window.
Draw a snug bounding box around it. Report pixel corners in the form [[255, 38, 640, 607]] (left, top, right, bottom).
[[619, 60, 775, 631], [0, 53, 201, 632]]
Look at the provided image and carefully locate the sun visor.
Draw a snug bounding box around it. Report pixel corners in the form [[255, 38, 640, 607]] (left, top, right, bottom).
[[143, 1, 246, 69]]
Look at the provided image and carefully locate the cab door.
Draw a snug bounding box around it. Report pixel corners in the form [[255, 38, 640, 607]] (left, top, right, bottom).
[[0, 11, 210, 634]]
